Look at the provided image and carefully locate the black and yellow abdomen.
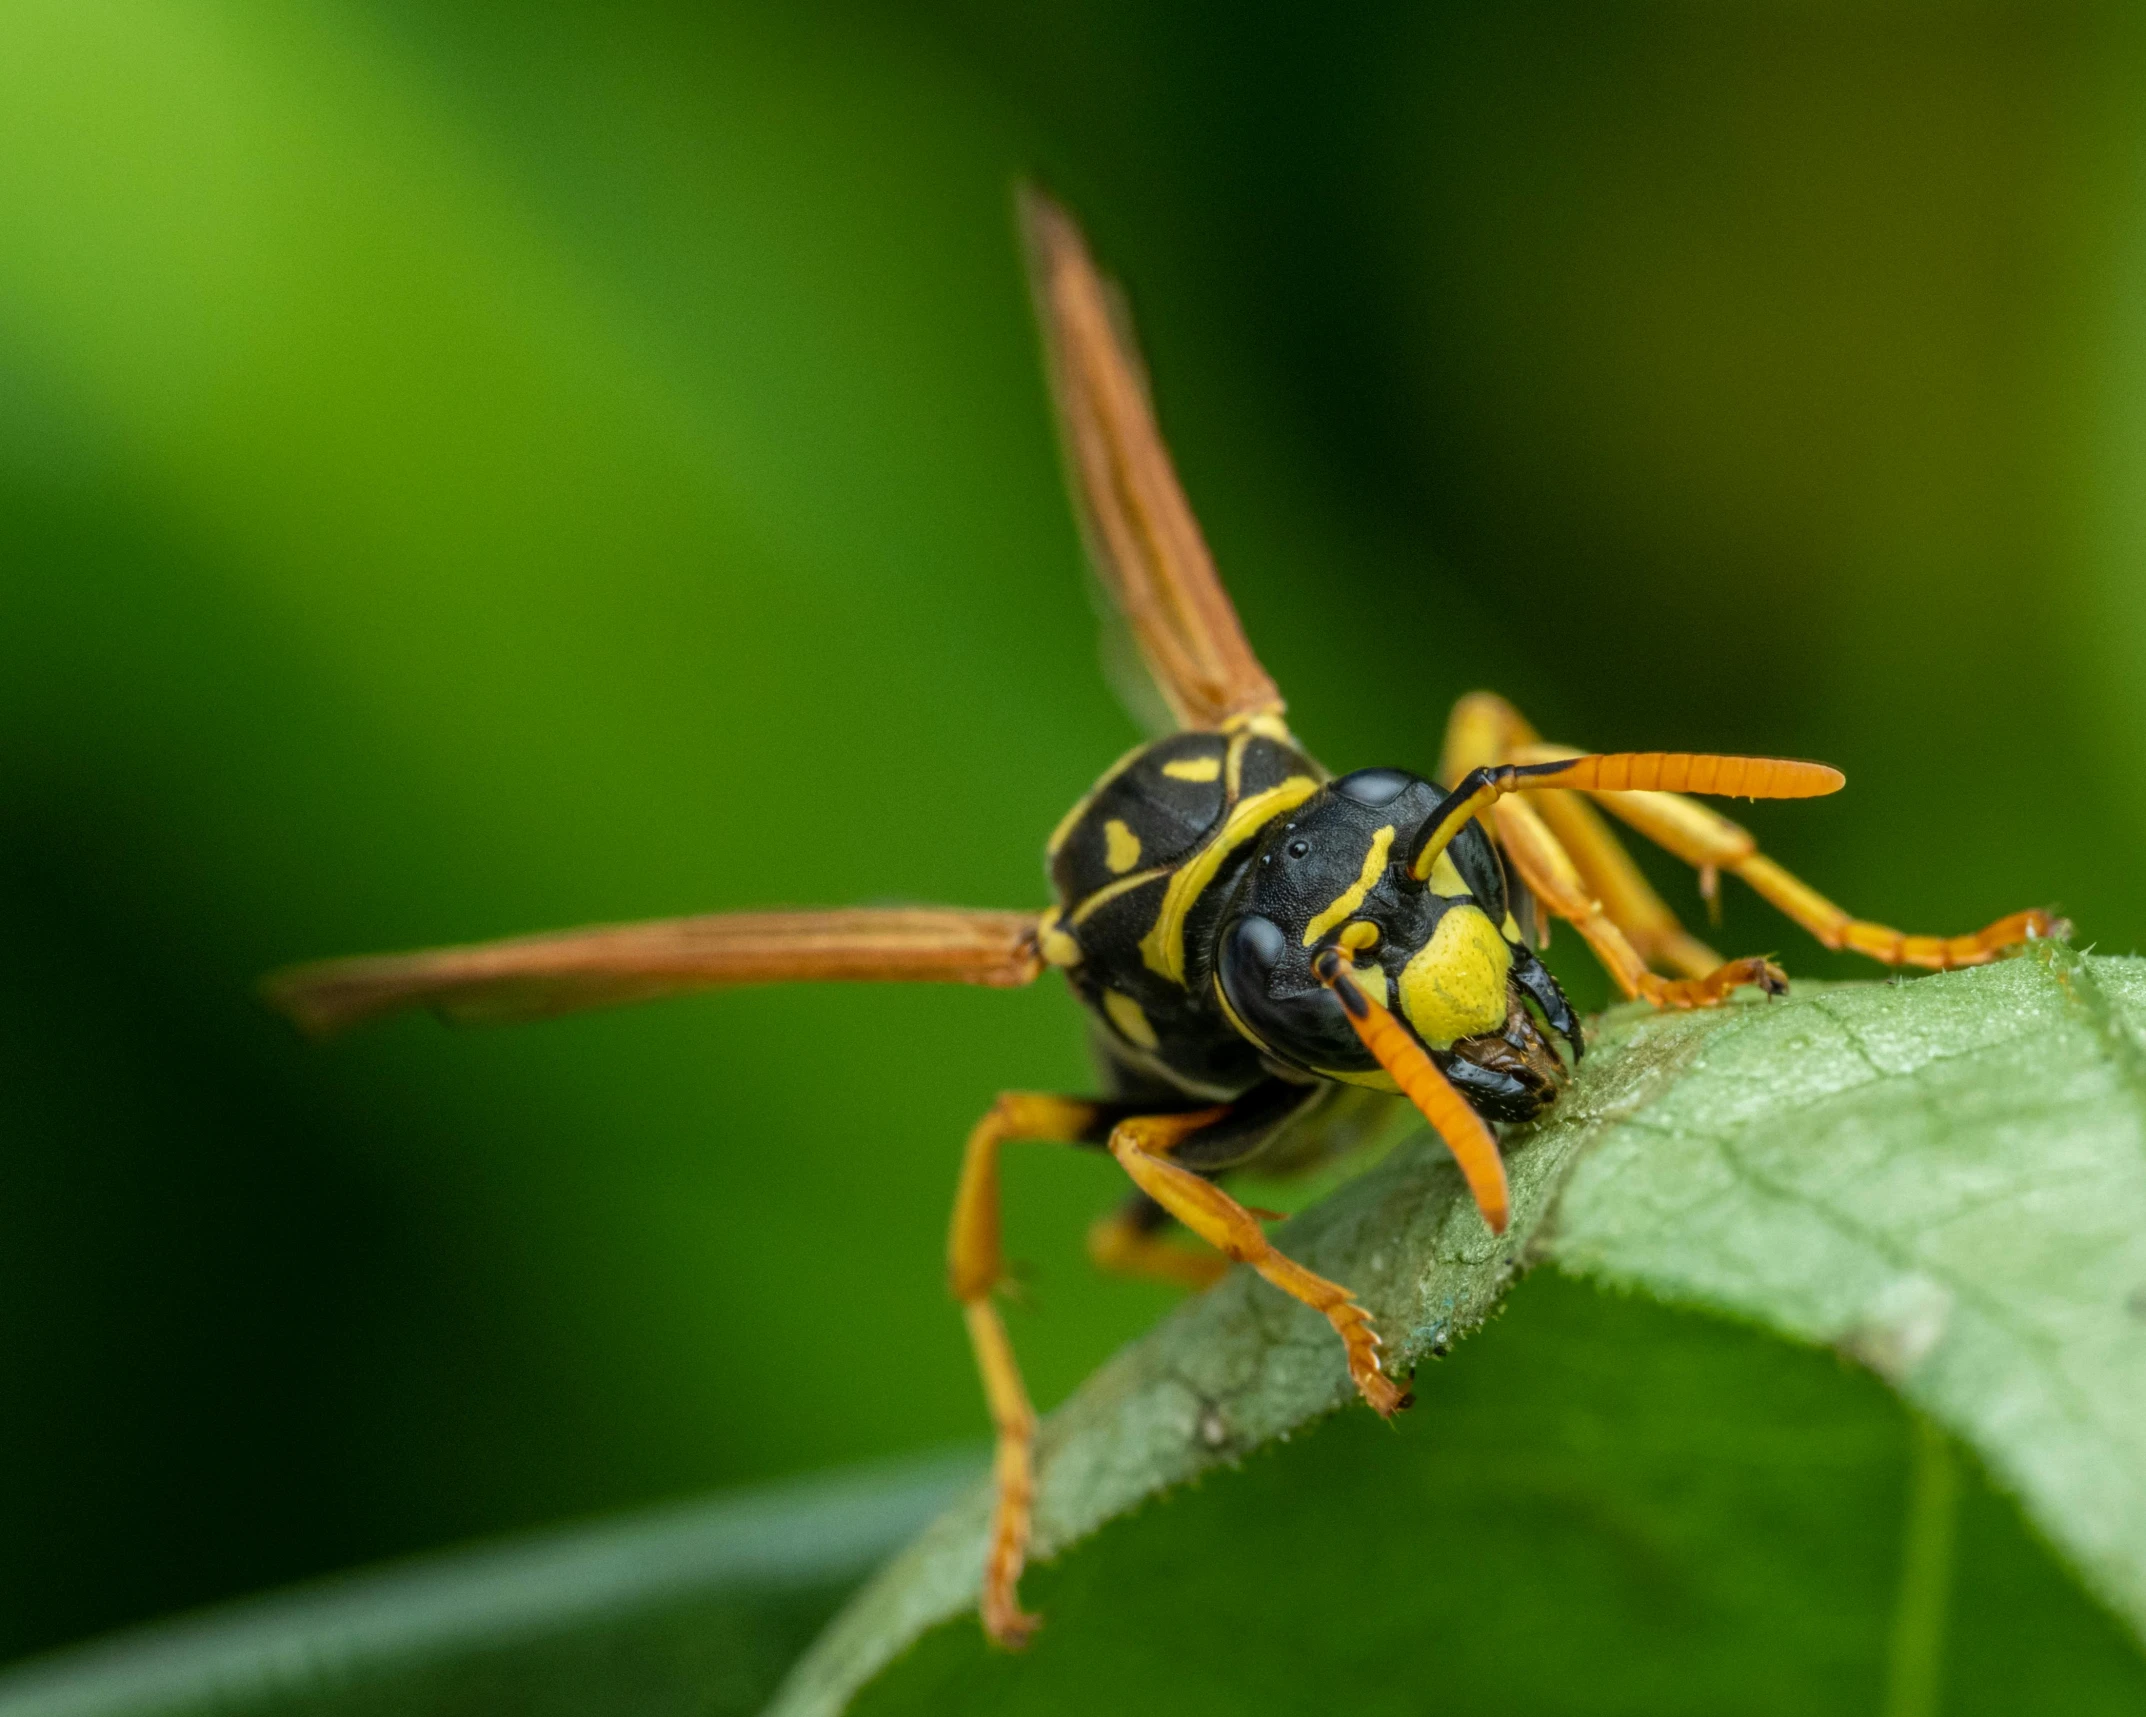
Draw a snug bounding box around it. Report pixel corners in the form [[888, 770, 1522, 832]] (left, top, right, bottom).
[[1037, 715, 1324, 1099]]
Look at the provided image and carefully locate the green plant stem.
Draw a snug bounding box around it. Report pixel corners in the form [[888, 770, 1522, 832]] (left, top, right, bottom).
[[1885, 1411, 1959, 1717]]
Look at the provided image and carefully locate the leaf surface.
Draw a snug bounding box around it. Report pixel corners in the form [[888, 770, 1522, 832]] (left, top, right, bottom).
[[850, 1276, 2146, 1717], [775, 947, 2146, 1714]]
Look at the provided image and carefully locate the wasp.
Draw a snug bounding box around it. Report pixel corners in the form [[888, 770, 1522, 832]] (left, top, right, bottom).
[[264, 191, 2060, 1648]]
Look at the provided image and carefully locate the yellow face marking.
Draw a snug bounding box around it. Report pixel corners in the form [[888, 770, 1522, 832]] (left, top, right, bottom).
[[1036, 907, 1083, 968], [1162, 756, 1222, 783], [1338, 920, 1380, 954], [1349, 959, 1390, 1011], [1047, 741, 1149, 859], [1139, 776, 1322, 984], [1069, 865, 1171, 927], [1425, 851, 1471, 899], [1102, 988, 1161, 1051], [1301, 826, 1395, 947], [1501, 912, 1524, 943], [1103, 818, 1142, 874], [1397, 905, 1513, 1049]]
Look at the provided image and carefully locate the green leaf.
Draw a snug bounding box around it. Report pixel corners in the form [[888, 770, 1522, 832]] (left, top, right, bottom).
[[777, 945, 2146, 1715], [847, 1277, 2146, 1717], [1548, 942, 2146, 1636]]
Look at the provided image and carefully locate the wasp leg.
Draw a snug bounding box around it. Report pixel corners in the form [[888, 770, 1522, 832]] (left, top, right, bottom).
[[1527, 791, 1727, 977], [1446, 695, 1725, 981], [1493, 735, 2064, 970], [948, 1091, 1223, 1647], [1087, 1192, 1231, 1291], [1605, 795, 2056, 968], [1107, 1109, 1411, 1415], [1491, 792, 1787, 1008], [951, 1093, 1128, 1647], [1085, 1079, 1332, 1289], [1441, 690, 2050, 997]]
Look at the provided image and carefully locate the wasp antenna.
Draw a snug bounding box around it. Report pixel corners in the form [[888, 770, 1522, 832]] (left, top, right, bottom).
[[1407, 753, 1844, 885]]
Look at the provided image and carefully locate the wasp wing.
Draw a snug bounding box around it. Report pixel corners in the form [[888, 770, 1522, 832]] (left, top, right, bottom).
[[1019, 187, 1285, 733], [262, 907, 1044, 1038]]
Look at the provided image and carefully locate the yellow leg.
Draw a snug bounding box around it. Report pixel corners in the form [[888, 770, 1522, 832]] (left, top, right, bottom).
[[1497, 733, 2063, 970], [1107, 1112, 1410, 1416], [962, 1298, 1040, 1648], [1442, 693, 1724, 980], [947, 1092, 1113, 1648], [1732, 858, 2058, 970], [1491, 793, 1785, 1007], [1086, 1197, 1230, 1291], [1444, 690, 2058, 990]]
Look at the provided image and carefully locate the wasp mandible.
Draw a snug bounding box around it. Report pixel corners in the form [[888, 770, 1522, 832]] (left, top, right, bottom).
[[264, 191, 2060, 1648]]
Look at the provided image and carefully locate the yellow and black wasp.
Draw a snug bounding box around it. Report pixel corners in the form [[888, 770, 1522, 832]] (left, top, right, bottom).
[[264, 191, 2060, 1647]]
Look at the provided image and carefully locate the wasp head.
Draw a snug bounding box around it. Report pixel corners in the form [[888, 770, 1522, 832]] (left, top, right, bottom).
[[1214, 768, 1580, 1120]]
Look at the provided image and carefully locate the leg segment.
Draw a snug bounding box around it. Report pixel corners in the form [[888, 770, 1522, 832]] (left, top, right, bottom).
[[948, 1092, 1148, 1648], [1500, 739, 2063, 970], [1087, 1191, 1230, 1291], [1491, 790, 1786, 1008], [1442, 691, 2058, 992], [1733, 858, 2058, 969], [1440, 693, 1751, 983], [1526, 790, 1726, 979], [1107, 1110, 1411, 1415]]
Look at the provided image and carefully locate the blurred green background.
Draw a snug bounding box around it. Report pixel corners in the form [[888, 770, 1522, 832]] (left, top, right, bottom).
[[3, 0, 2144, 1669]]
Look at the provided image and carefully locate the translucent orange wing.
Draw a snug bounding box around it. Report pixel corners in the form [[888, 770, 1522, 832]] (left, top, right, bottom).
[[1020, 187, 1284, 732], [261, 907, 1044, 1038]]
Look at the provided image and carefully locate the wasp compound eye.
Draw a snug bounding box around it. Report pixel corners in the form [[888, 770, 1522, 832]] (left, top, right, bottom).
[[1215, 914, 1362, 1076]]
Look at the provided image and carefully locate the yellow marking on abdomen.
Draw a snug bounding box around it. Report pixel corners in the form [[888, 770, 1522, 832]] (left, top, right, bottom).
[[1398, 905, 1513, 1049], [1103, 818, 1142, 874], [1302, 826, 1395, 946], [1162, 756, 1222, 783], [1102, 988, 1161, 1051], [1139, 776, 1322, 984]]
